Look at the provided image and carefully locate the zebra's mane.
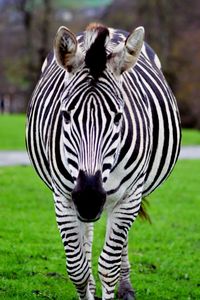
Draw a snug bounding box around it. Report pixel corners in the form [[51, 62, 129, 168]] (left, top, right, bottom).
[[84, 23, 109, 81]]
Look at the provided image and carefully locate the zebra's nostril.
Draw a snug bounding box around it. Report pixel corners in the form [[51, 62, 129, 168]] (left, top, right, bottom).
[[72, 189, 106, 222], [72, 170, 106, 222]]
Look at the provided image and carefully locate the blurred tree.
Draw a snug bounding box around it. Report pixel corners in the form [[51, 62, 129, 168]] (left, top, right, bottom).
[[38, 0, 53, 66], [15, 0, 54, 95], [102, 0, 200, 128], [0, 0, 199, 128], [0, 0, 54, 110], [0, 0, 108, 111], [15, 0, 35, 95]]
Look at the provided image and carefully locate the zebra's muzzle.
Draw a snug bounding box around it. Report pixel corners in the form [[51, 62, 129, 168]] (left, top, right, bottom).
[[72, 170, 106, 222]]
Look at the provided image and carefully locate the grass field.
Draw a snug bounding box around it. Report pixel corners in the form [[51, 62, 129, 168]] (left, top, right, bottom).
[[0, 160, 200, 299], [0, 114, 200, 149], [181, 129, 200, 146], [0, 115, 26, 150]]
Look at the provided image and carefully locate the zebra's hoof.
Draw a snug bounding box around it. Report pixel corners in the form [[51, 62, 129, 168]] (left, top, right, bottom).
[[118, 291, 135, 300], [122, 291, 135, 300], [117, 281, 135, 300]]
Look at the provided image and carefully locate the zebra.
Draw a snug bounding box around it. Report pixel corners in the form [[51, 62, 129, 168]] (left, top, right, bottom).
[[26, 23, 181, 300]]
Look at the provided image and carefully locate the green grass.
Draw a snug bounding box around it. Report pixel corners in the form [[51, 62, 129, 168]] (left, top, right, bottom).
[[181, 128, 200, 146], [0, 115, 26, 150], [0, 161, 200, 299]]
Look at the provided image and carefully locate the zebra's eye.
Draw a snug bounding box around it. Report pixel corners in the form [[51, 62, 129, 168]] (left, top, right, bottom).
[[62, 111, 71, 124], [114, 112, 122, 126]]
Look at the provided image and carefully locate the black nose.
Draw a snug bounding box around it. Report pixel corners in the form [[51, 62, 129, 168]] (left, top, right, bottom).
[[72, 170, 106, 222]]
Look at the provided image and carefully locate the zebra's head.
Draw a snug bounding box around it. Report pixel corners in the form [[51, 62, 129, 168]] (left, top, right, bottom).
[[54, 23, 144, 222]]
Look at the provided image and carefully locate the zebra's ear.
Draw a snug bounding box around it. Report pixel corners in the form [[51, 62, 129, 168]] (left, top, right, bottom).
[[54, 26, 83, 72], [109, 27, 144, 75]]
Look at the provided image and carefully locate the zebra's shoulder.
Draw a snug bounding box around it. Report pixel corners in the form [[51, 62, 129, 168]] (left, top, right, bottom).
[[40, 49, 64, 81], [107, 28, 162, 70], [41, 50, 54, 73], [141, 42, 162, 70], [109, 28, 128, 44], [104, 28, 128, 54], [106, 28, 162, 71]]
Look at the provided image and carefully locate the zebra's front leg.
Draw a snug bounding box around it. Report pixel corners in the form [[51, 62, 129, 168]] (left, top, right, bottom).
[[54, 193, 95, 300], [118, 238, 135, 300], [98, 193, 142, 300], [83, 223, 96, 296]]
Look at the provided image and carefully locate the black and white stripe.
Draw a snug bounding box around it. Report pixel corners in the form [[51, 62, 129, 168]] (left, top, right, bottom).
[[26, 23, 181, 300]]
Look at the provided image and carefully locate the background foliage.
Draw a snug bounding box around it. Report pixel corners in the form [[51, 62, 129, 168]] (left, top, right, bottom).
[[0, 0, 200, 127]]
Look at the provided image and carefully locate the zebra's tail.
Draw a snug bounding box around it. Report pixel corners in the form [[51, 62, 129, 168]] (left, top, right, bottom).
[[138, 197, 151, 223]]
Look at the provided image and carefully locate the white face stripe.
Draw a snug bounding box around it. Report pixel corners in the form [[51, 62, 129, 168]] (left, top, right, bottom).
[[61, 74, 124, 179]]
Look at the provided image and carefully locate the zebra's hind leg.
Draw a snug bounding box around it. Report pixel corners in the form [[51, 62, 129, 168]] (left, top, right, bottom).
[[117, 238, 135, 300]]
